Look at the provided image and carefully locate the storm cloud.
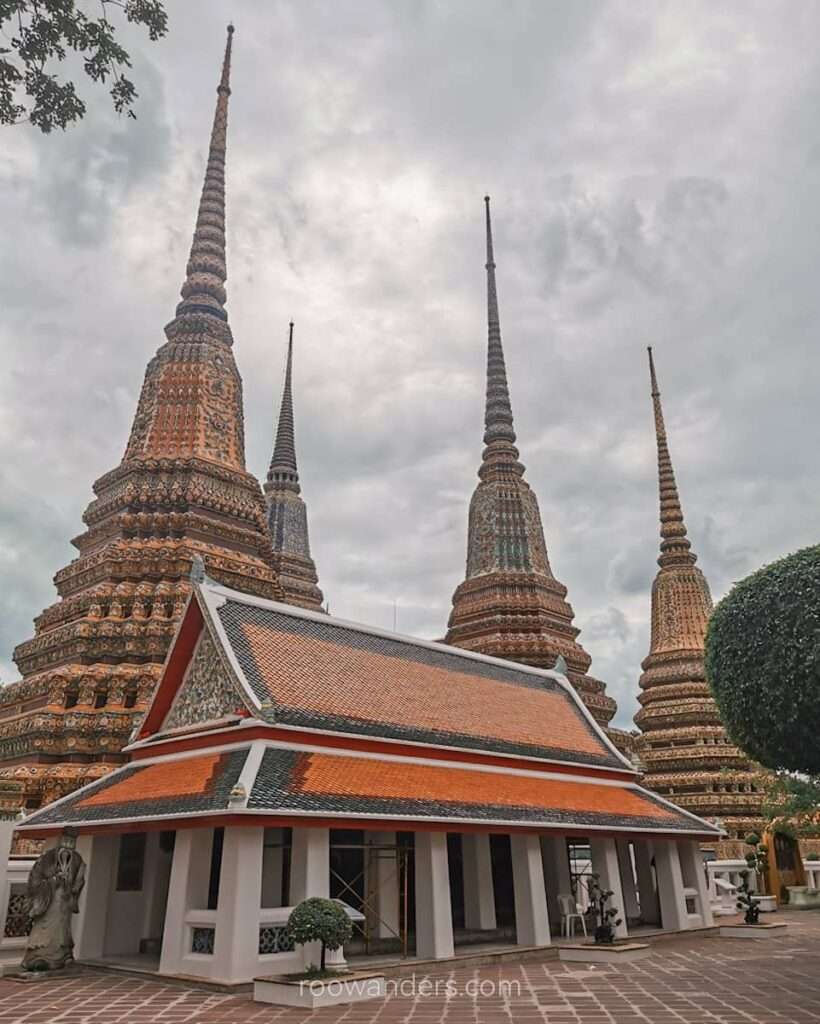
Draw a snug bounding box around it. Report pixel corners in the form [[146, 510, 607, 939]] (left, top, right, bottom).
[[1, 0, 818, 729]]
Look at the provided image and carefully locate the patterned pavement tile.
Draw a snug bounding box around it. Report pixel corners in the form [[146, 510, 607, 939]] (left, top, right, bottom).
[[1, 912, 820, 1023]]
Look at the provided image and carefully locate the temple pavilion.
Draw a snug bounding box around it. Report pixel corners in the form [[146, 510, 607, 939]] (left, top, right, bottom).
[[16, 579, 719, 985]]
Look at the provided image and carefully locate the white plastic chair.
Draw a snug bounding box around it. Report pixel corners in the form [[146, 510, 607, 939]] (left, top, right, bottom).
[[557, 893, 587, 938]]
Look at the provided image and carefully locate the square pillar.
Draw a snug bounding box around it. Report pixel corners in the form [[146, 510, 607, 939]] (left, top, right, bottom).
[[678, 839, 714, 928], [159, 828, 215, 975], [655, 839, 687, 932], [540, 835, 572, 924], [633, 840, 660, 924], [261, 828, 285, 908], [367, 831, 400, 939], [212, 826, 264, 983], [616, 840, 641, 922], [74, 834, 118, 961], [289, 827, 329, 903], [589, 837, 628, 939], [414, 831, 454, 959], [462, 833, 496, 931], [510, 834, 550, 946], [0, 820, 17, 939]]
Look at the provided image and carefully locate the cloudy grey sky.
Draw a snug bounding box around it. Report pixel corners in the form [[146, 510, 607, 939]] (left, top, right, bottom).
[[1, 0, 818, 728]]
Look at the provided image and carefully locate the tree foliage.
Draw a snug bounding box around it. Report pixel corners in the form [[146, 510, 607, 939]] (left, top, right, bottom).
[[286, 898, 352, 972], [762, 771, 820, 834], [705, 545, 820, 775], [0, 0, 167, 133]]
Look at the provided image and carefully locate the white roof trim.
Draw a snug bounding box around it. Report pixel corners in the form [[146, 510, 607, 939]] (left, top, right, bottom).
[[15, 804, 719, 837], [127, 717, 632, 777]]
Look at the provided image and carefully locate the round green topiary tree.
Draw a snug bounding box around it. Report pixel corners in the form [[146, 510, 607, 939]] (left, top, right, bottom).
[[705, 544, 820, 775], [286, 897, 352, 972]]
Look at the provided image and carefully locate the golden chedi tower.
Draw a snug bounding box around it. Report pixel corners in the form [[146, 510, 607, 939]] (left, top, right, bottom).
[[635, 348, 765, 855], [263, 323, 324, 610], [0, 27, 283, 814], [446, 198, 617, 730]]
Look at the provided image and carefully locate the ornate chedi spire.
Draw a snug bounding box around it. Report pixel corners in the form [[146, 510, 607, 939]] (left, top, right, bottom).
[[1, 27, 283, 819], [635, 348, 764, 855], [445, 198, 617, 730], [263, 323, 324, 610]]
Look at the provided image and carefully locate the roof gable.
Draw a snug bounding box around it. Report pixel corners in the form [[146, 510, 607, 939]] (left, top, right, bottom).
[[138, 590, 257, 741], [163, 630, 253, 731]]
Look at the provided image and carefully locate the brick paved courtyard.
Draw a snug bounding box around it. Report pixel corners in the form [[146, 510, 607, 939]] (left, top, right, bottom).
[[0, 911, 818, 1023]]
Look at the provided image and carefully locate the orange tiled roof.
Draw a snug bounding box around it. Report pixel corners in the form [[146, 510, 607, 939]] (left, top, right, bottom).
[[22, 749, 249, 827], [291, 752, 676, 821], [77, 752, 223, 807], [20, 743, 716, 836], [212, 597, 623, 769]]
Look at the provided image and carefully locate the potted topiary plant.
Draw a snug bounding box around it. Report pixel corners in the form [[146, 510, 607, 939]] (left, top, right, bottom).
[[286, 897, 353, 974], [587, 876, 623, 945], [254, 898, 386, 1008], [743, 832, 776, 913], [736, 872, 761, 925]]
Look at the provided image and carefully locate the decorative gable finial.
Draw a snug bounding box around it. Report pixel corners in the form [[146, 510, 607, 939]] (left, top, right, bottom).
[[190, 555, 206, 584]]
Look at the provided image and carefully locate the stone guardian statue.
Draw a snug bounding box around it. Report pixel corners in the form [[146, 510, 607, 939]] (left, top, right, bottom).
[[22, 830, 86, 971]]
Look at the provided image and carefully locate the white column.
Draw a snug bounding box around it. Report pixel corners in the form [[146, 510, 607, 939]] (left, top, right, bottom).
[[510, 834, 550, 946], [541, 835, 572, 924], [414, 831, 454, 959], [212, 826, 264, 983], [633, 840, 660, 924], [289, 827, 329, 903], [0, 820, 16, 939], [589, 837, 628, 939], [159, 828, 214, 975], [368, 831, 400, 939], [462, 833, 496, 931], [616, 840, 641, 922], [678, 839, 714, 928], [74, 834, 118, 961], [139, 832, 161, 941], [654, 839, 687, 932], [145, 835, 174, 941], [261, 828, 285, 908]]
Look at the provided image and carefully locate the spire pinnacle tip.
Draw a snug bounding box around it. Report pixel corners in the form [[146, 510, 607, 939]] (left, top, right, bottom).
[[167, 27, 234, 337], [480, 198, 517, 459], [647, 346, 659, 396], [267, 322, 299, 489], [648, 349, 693, 567]]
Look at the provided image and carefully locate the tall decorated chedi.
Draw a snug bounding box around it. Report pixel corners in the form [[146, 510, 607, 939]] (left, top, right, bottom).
[[635, 348, 764, 854], [263, 323, 324, 610], [446, 198, 617, 730], [0, 27, 283, 813]]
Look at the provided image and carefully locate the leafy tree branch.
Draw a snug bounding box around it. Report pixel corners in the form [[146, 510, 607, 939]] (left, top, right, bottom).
[[0, 0, 167, 132]]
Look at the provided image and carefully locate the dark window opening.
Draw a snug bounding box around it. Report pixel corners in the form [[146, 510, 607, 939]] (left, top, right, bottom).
[[64, 692, 78, 709], [116, 833, 147, 891], [207, 828, 225, 910], [124, 690, 137, 709], [94, 693, 106, 709]]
